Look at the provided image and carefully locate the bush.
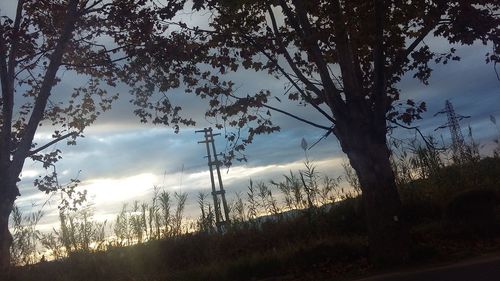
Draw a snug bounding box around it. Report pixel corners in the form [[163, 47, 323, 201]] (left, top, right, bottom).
[[401, 194, 442, 224], [289, 239, 367, 268], [443, 188, 500, 238], [445, 188, 499, 222], [327, 197, 366, 234]]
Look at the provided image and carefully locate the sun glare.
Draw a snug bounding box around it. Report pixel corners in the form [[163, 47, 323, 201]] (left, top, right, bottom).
[[82, 173, 159, 205]]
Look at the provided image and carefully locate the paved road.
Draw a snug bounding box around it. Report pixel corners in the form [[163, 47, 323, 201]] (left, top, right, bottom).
[[354, 254, 500, 281]]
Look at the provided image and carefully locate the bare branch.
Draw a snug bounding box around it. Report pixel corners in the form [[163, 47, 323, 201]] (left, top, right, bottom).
[[267, 5, 338, 124], [388, 119, 434, 150], [79, 1, 113, 15], [240, 33, 336, 124], [61, 55, 130, 68], [227, 92, 332, 130], [28, 131, 79, 156], [289, 0, 347, 116], [14, 49, 52, 78], [267, 5, 322, 95], [262, 102, 332, 130], [308, 128, 334, 150]]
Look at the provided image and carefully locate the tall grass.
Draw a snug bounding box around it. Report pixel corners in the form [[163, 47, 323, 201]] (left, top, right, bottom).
[[11, 205, 43, 265], [10, 118, 500, 271]]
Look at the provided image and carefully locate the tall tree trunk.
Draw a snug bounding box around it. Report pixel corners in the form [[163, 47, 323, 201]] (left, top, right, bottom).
[[0, 0, 79, 269], [336, 117, 409, 266], [0, 177, 17, 271]]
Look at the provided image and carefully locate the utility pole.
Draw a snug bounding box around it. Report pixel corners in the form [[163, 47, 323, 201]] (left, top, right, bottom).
[[196, 127, 230, 232]]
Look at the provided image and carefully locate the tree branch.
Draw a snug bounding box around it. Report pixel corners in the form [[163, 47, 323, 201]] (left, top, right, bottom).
[[0, 0, 24, 166], [28, 131, 79, 157], [0, 30, 10, 166], [267, 6, 324, 95], [262, 102, 332, 131], [80, 1, 113, 15], [267, 6, 334, 116], [240, 33, 336, 124], [11, 0, 80, 175], [61, 55, 129, 68], [7, 0, 24, 77], [289, 0, 347, 117], [388, 119, 434, 150], [373, 0, 387, 125], [227, 92, 333, 130], [15, 49, 52, 78], [389, 6, 444, 76]]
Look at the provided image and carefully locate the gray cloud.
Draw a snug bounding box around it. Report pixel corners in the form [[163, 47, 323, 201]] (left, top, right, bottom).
[[3, 0, 497, 231]]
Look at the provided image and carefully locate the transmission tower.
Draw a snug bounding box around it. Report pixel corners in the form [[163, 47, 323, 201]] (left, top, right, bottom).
[[196, 127, 230, 232], [435, 100, 469, 163]]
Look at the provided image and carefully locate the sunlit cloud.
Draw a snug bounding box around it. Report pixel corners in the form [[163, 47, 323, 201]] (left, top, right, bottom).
[[20, 169, 40, 179], [3, 7, 496, 235], [83, 173, 160, 205]]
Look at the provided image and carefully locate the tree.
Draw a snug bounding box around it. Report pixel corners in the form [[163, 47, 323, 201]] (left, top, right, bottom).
[[124, 0, 498, 264], [0, 0, 159, 269]]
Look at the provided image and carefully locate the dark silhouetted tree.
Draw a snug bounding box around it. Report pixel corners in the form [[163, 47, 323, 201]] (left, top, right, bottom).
[[0, 0, 171, 268], [119, 0, 498, 264]]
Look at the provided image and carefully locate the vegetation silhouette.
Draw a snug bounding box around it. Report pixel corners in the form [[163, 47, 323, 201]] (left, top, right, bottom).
[[0, 0, 170, 268], [1, 0, 499, 275], [6, 122, 500, 280], [119, 0, 499, 265]]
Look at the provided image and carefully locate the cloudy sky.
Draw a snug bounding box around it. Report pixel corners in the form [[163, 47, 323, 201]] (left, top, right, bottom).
[[2, 2, 499, 232]]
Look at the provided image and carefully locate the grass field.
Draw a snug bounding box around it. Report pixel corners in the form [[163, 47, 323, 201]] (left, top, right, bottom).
[[6, 149, 500, 281]]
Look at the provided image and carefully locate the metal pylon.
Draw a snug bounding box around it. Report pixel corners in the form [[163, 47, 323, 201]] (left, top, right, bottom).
[[435, 100, 469, 164], [195, 127, 230, 231]]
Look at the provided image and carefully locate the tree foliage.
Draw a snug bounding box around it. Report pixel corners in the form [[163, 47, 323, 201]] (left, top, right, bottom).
[[123, 0, 498, 164], [0, 0, 179, 268], [1, 0, 116, 201]]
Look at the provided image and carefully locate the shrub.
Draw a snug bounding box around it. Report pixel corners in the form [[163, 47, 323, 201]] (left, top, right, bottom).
[[399, 185, 442, 224], [327, 197, 366, 234], [445, 188, 499, 222], [444, 188, 500, 237]]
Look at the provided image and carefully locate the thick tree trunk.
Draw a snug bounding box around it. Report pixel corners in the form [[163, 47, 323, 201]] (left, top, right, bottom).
[[0, 179, 17, 271], [0, 0, 79, 270], [336, 117, 409, 266]]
